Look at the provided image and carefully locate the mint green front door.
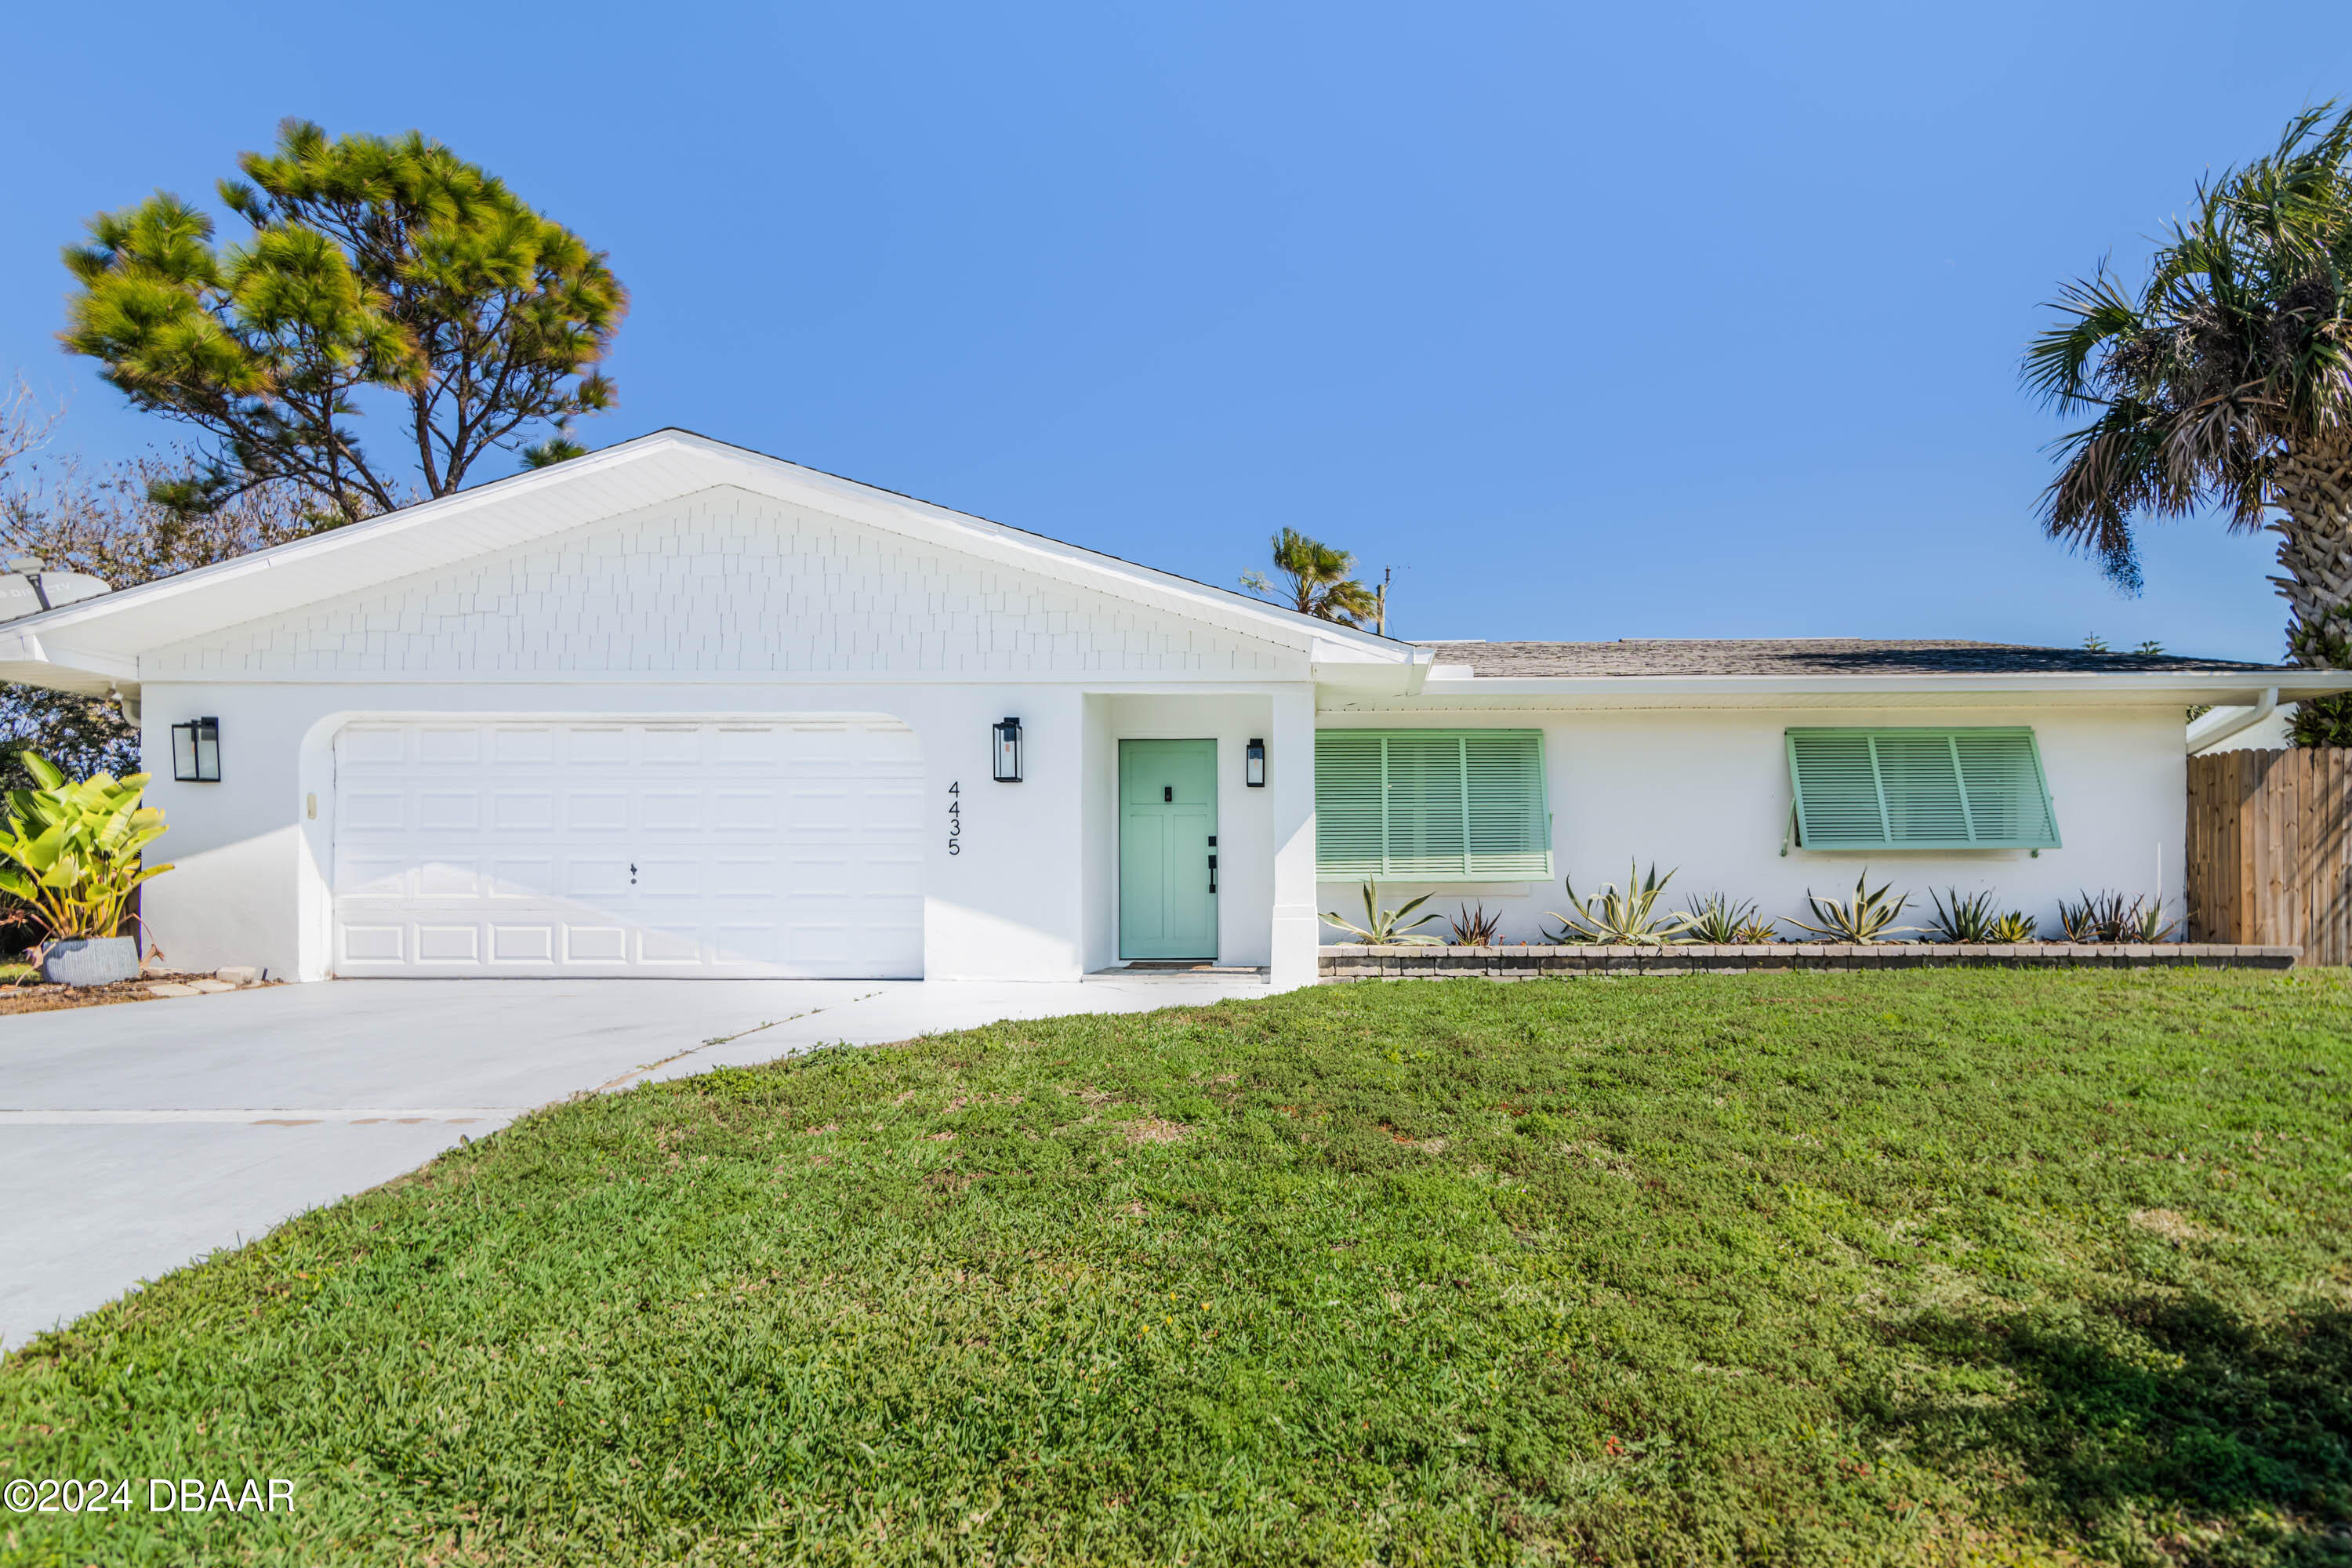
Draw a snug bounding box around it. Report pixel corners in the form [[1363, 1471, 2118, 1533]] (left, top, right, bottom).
[[1119, 739, 1218, 960]]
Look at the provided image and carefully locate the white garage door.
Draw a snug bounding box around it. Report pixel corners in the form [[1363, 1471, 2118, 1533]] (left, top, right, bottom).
[[332, 720, 924, 977]]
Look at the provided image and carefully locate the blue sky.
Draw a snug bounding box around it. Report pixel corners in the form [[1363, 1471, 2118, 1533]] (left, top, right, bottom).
[[5, 1, 2348, 659]]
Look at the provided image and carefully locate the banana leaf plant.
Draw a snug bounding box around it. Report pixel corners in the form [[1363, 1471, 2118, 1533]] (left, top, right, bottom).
[[0, 753, 173, 944]]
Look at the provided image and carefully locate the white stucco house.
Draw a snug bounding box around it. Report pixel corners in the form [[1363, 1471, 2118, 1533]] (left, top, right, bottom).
[[2, 430, 2346, 989]]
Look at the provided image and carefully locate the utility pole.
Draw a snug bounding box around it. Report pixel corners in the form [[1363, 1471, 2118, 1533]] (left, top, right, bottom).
[[1376, 565, 1392, 637]]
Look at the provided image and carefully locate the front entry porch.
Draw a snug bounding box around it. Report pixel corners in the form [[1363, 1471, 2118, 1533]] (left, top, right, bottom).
[[1078, 689, 1317, 986]]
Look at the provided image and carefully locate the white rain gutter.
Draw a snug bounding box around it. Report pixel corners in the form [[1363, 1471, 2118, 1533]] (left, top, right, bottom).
[[2185, 686, 2278, 753]]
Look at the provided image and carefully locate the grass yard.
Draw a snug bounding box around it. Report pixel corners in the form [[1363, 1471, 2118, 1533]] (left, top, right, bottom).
[[4, 971, 2350, 1566]]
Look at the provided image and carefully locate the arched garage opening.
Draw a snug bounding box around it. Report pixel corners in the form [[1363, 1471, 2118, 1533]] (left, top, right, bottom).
[[323, 714, 922, 978]]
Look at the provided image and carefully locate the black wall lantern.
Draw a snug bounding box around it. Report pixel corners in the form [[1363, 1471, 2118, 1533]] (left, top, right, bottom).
[[171, 717, 221, 782], [991, 717, 1022, 782], [1245, 738, 1266, 787]]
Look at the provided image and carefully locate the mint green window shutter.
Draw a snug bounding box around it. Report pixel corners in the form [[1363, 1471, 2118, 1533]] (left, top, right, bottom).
[[1786, 728, 2059, 851], [1875, 731, 1973, 843], [1785, 730, 1887, 846], [1952, 730, 2060, 845], [1313, 731, 1388, 878], [1381, 733, 1468, 876], [1463, 731, 1552, 877], [1314, 730, 1552, 879]]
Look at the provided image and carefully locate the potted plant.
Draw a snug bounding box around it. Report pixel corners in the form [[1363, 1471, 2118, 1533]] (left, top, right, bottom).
[[0, 753, 172, 986]]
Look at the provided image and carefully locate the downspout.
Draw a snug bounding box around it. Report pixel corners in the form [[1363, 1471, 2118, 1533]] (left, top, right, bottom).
[[2185, 687, 2278, 753]]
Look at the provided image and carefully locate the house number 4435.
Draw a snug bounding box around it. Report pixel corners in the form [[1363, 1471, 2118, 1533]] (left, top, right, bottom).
[[946, 781, 961, 855]]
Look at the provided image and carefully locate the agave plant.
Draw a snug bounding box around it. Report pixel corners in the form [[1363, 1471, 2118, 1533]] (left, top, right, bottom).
[[0, 754, 173, 942], [1683, 892, 1780, 944], [1320, 880, 1444, 946], [1446, 902, 1505, 946], [1787, 872, 1915, 943], [2058, 891, 2124, 942], [1987, 911, 2042, 944], [2058, 891, 2179, 942], [1926, 887, 2002, 943], [1544, 861, 1696, 946]]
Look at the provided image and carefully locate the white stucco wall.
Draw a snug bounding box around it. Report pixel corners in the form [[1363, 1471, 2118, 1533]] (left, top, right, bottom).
[[114, 482, 2194, 982], [140, 686, 2193, 978], [1313, 704, 2188, 943], [136, 681, 1106, 982]]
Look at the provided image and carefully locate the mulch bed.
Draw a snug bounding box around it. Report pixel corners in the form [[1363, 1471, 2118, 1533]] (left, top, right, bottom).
[[0, 974, 272, 1016]]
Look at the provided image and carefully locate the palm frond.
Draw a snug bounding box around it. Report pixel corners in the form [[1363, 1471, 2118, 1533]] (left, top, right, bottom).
[[2023, 270, 2147, 412], [1249, 527, 1377, 627], [2024, 101, 2352, 608]]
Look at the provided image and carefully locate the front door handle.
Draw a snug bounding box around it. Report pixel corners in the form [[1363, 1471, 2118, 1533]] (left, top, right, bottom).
[[1208, 853, 1218, 894]]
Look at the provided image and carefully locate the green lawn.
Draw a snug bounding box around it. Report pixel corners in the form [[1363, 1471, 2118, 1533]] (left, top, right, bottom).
[[5, 972, 2350, 1566]]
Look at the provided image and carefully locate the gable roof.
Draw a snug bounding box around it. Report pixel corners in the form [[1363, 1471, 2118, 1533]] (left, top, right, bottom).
[[1421, 639, 2292, 678], [0, 429, 1422, 695], [1374, 637, 2352, 712]]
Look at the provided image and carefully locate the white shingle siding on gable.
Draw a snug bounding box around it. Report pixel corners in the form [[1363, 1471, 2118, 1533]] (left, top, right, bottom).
[[143, 488, 1296, 679]]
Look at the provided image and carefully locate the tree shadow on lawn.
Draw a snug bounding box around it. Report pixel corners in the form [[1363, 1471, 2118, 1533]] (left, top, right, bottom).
[[1859, 1294, 2352, 1554]]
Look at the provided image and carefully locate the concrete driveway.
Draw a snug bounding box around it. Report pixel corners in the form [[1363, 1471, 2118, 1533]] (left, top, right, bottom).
[[0, 973, 1266, 1351]]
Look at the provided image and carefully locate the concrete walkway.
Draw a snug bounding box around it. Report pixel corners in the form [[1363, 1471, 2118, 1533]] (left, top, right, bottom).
[[0, 974, 1266, 1351]]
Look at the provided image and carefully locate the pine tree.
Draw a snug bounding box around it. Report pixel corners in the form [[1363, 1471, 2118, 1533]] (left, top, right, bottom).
[[61, 120, 626, 524]]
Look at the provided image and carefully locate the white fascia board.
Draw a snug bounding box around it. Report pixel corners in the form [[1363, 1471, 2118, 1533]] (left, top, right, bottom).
[[0, 439, 714, 662], [1313, 644, 1435, 699], [0, 659, 118, 697], [1394, 670, 2352, 706], [126, 669, 1327, 691], [0, 628, 137, 694], [0, 430, 1417, 678], [1309, 637, 1432, 669]]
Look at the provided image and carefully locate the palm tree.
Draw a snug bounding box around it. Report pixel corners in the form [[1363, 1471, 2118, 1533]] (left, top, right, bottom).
[[1240, 528, 1379, 626], [2025, 103, 2352, 742]]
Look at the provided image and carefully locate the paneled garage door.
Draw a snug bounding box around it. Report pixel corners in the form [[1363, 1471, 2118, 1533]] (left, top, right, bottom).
[[332, 720, 924, 977]]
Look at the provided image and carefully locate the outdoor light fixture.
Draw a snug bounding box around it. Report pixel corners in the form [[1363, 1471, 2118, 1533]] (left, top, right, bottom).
[[1245, 738, 1266, 787], [171, 717, 221, 782], [992, 717, 1023, 782]]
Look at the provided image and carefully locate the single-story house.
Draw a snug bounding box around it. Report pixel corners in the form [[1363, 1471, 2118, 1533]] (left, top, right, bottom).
[[3, 430, 2346, 988]]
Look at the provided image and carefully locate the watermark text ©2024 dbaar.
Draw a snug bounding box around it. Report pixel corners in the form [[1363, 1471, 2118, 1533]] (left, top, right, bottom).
[[5, 1476, 295, 1515]]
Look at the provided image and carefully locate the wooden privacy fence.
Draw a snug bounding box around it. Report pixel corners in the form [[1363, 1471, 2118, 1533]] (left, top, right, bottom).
[[2187, 748, 2352, 965]]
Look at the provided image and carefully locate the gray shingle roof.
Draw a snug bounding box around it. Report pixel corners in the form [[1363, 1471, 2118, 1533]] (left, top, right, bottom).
[[1416, 639, 2288, 678]]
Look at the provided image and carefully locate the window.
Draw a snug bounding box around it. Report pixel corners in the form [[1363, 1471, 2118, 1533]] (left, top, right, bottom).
[[1785, 727, 2060, 851], [1316, 729, 1551, 879]]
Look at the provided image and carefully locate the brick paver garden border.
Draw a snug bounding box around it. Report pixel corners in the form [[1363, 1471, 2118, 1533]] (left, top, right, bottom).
[[1319, 943, 2301, 979]]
